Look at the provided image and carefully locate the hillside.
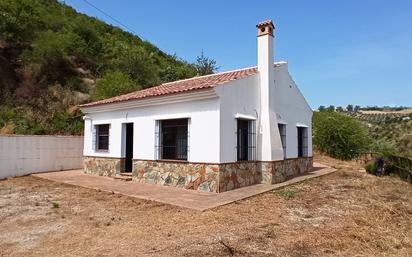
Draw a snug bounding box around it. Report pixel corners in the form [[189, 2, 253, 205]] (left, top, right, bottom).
[[346, 109, 412, 156], [0, 0, 197, 135]]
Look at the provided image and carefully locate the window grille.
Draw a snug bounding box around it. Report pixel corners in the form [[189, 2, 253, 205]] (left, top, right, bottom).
[[248, 120, 256, 160], [303, 127, 308, 157], [237, 119, 256, 161], [297, 126, 308, 157], [155, 118, 189, 161], [95, 124, 110, 151]]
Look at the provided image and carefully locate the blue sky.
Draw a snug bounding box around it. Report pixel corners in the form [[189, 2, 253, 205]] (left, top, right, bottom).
[[64, 0, 412, 109]]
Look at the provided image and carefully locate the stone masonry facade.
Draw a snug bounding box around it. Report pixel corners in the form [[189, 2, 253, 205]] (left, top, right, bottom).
[[83, 156, 124, 177], [132, 160, 220, 192], [83, 157, 312, 193]]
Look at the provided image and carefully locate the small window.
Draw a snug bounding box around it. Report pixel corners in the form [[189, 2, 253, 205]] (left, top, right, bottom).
[[237, 119, 256, 161], [278, 124, 286, 159], [297, 127, 308, 157], [96, 124, 110, 151], [156, 119, 189, 160]]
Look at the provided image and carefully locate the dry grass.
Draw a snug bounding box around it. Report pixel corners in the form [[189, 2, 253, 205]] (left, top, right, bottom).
[[360, 109, 412, 114], [0, 155, 411, 257]]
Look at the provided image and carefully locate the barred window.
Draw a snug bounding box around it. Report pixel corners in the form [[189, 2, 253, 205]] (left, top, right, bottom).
[[278, 124, 286, 159], [155, 119, 189, 160], [96, 124, 109, 151], [237, 119, 256, 161], [297, 126, 308, 157]]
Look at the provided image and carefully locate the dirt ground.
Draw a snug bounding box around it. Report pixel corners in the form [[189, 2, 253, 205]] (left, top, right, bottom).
[[1, 155, 411, 257]]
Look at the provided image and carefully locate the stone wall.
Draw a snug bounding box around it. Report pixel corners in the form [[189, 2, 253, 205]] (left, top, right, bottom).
[[218, 157, 312, 191], [132, 160, 220, 192], [131, 157, 312, 193], [83, 157, 312, 193], [83, 156, 124, 177], [277, 157, 313, 183], [218, 162, 262, 192]]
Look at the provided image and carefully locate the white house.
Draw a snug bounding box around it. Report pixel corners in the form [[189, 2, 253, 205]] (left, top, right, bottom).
[[79, 20, 313, 193]]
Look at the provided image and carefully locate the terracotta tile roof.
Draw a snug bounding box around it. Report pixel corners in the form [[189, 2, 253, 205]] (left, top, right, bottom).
[[80, 67, 258, 107]]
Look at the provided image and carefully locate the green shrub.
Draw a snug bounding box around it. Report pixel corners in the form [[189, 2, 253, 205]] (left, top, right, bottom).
[[0, 106, 45, 134], [92, 71, 141, 101], [0, 0, 200, 136], [365, 162, 377, 175], [66, 76, 86, 92], [21, 30, 73, 65], [275, 189, 296, 199], [49, 112, 83, 135], [313, 111, 371, 160], [370, 140, 397, 158]]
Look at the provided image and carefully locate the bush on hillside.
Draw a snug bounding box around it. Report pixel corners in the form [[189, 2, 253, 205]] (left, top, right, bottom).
[[92, 71, 140, 101], [313, 111, 370, 160], [370, 140, 398, 158], [365, 162, 377, 175], [0, 0, 199, 135]]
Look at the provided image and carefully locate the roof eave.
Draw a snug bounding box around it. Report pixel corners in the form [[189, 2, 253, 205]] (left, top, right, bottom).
[[80, 88, 218, 114]]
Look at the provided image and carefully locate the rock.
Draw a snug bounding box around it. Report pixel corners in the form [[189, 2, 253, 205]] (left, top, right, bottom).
[[189, 173, 200, 183], [177, 176, 186, 187], [198, 182, 211, 192], [82, 77, 95, 86]]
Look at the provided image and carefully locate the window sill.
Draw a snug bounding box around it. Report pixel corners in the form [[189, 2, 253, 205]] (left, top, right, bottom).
[[157, 159, 189, 163], [95, 149, 109, 153]]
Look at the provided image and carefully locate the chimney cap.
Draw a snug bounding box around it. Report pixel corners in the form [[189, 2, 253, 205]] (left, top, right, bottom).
[[256, 19, 274, 37]]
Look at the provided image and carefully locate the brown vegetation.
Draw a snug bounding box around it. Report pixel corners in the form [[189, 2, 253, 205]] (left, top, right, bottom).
[[0, 155, 411, 256]]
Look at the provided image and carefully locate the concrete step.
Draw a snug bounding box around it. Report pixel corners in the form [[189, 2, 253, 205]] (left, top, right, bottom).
[[120, 172, 133, 177], [113, 175, 132, 181]]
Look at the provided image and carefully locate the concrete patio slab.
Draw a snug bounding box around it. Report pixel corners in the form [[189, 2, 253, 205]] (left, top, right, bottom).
[[32, 162, 336, 211]]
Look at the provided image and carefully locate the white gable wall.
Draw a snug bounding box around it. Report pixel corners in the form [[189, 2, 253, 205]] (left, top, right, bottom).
[[83, 97, 221, 163], [215, 63, 312, 163], [273, 63, 313, 158]]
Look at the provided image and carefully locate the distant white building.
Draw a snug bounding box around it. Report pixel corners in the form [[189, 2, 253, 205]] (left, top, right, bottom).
[[79, 20, 313, 193]]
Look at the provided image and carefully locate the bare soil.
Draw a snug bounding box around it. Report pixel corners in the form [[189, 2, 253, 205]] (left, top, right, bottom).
[[1, 155, 411, 257]]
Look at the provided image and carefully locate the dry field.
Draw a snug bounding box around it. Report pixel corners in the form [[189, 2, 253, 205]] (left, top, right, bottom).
[[359, 109, 412, 114], [1, 155, 411, 257]]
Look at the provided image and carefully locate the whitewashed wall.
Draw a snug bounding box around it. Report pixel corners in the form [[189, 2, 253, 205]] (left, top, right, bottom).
[[0, 135, 83, 179], [273, 63, 313, 158], [82, 63, 312, 164], [216, 63, 312, 163], [216, 74, 260, 163], [83, 97, 221, 163]]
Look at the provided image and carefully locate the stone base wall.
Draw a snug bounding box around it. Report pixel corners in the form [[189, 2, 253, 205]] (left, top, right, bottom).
[[218, 162, 262, 192], [83, 157, 312, 193], [83, 156, 124, 177], [131, 157, 312, 193], [261, 157, 313, 184], [132, 160, 220, 192], [218, 157, 312, 192]]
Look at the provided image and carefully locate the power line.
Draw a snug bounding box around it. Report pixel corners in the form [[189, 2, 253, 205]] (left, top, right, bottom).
[[79, 0, 142, 38], [67, 0, 179, 57]]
